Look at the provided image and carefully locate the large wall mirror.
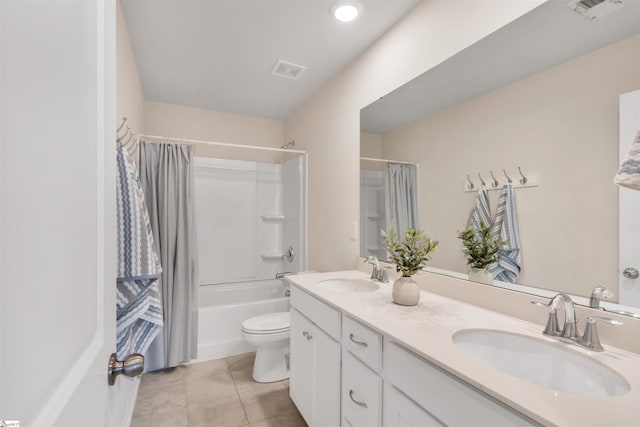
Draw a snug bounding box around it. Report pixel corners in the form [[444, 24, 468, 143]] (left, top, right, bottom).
[[360, 1, 640, 315]]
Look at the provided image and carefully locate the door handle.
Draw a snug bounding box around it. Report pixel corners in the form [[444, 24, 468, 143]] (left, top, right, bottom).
[[108, 353, 144, 385]]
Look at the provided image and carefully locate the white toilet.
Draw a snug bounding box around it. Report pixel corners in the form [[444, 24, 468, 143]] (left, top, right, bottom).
[[241, 311, 291, 382]]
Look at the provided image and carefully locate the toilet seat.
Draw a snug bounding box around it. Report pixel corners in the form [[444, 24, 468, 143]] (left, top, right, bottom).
[[241, 311, 290, 335]]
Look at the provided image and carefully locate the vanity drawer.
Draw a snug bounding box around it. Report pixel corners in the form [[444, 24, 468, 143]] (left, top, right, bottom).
[[290, 285, 341, 340], [342, 315, 382, 372], [342, 351, 382, 427], [384, 341, 539, 427]]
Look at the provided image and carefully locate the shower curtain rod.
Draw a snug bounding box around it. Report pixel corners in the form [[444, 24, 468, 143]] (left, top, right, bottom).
[[138, 134, 307, 155], [360, 156, 416, 165]]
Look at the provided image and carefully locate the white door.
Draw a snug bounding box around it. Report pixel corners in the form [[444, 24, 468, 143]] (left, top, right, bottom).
[[0, 1, 130, 426], [619, 90, 640, 308]]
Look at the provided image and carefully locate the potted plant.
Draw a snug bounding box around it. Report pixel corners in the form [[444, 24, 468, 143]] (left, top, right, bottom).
[[457, 222, 506, 285], [381, 222, 438, 306]]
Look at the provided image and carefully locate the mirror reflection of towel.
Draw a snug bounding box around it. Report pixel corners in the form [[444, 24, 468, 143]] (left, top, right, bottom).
[[488, 184, 521, 282], [470, 186, 492, 230], [614, 130, 640, 190]]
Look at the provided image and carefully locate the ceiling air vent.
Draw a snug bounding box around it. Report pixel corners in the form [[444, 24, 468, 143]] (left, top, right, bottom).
[[567, 0, 624, 20], [271, 60, 307, 80]]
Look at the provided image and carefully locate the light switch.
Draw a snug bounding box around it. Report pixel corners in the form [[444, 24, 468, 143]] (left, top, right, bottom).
[[349, 221, 358, 241]]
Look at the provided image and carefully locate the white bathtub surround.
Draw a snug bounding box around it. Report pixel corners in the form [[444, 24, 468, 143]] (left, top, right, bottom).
[[288, 268, 640, 426], [197, 280, 290, 362], [194, 155, 306, 286]]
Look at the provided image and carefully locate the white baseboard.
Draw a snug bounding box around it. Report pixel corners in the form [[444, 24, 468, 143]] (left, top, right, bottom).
[[195, 339, 256, 363]]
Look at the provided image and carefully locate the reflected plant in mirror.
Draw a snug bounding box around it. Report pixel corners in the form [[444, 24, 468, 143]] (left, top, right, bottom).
[[458, 222, 506, 285]]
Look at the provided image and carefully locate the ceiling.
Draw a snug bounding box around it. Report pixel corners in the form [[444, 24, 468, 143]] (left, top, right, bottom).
[[120, 0, 421, 121], [361, 0, 640, 134]]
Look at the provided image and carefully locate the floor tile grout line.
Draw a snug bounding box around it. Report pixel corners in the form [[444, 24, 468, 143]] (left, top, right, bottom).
[[228, 355, 251, 426]]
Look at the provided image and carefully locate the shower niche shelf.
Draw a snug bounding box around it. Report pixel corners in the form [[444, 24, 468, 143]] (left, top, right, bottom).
[[261, 214, 286, 222]]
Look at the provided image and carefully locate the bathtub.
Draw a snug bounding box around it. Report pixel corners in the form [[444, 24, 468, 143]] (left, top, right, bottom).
[[196, 279, 290, 362]]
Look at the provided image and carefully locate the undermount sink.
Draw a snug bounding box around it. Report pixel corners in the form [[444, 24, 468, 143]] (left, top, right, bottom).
[[452, 329, 630, 397], [317, 278, 380, 293]]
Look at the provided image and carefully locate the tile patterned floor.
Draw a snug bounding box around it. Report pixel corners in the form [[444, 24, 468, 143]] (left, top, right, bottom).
[[131, 352, 307, 427]]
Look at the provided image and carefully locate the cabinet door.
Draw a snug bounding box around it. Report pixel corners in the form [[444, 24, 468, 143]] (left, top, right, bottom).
[[384, 386, 443, 427], [313, 324, 341, 427], [290, 308, 315, 425]]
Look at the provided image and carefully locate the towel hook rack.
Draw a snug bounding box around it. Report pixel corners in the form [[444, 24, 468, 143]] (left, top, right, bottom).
[[122, 131, 135, 147], [518, 167, 527, 184], [503, 169, 512, 184], [117, 116, 128, 133], [489, 171, 499, 187], [477, 173, 486, 187], [466, 174, 475, 190], [117, 125, 131, 142]]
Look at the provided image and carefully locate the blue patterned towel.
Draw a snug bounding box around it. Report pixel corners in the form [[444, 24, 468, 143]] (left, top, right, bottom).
[[116, 144, 163, 359], [614, 130, 640, 190], [488, 184, 521, 282], [471, 186, 492, 230]]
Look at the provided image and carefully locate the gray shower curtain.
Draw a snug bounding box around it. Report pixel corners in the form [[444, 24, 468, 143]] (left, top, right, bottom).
[[386, 163, 419, 237], [140, 140, 199, 371]]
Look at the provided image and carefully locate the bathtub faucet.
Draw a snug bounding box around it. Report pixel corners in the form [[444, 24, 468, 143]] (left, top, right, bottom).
[[276, 272, 292, 279]]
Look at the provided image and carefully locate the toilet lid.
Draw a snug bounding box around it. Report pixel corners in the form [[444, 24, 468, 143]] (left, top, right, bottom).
[[242, 311, 290, 334]]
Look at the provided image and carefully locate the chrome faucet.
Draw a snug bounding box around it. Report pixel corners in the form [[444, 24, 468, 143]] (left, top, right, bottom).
[[532, 293, 623, 351], [536, 293, 578, 340], [365, 256, 390, 283], [578, 316, 623, 352], [589, 285, 614, 309], [275, 271, 292, 279]]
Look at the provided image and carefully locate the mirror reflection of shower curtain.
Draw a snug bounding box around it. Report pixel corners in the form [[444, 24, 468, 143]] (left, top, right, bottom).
[[386, 163, 419, 237]]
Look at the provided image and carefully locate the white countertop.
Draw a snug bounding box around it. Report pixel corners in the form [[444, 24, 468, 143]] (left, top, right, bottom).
[[287, 270, 640, 427]]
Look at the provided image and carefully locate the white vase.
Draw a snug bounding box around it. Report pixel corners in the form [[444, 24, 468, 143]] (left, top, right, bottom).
[[392, 276, 420, 306], [468, 267, 493, 285]]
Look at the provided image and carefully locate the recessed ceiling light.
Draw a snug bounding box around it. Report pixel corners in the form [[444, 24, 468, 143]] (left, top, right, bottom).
[[331, 0, 363, 22]]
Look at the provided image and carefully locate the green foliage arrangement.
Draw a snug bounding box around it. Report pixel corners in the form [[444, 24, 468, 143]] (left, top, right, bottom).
[[457, 222, 506, 269], [381, 222, 439, 277]]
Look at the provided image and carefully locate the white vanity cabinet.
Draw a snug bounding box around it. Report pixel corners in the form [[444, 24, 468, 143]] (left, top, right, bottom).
[[384, 341, 540, 427], [289, 286, 341, 427], [289, 284, 541, 427]]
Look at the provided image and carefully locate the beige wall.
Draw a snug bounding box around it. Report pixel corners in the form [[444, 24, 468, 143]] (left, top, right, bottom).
[[380, 34, 640, 298], [142, 101, 285, 162], [285, 0, 544, 272], [116, 2, 145, 134], [360, 132, 383, 158]]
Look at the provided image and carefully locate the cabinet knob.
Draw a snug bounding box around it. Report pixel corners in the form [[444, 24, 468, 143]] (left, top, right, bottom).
[[306, 333, 312, 341], [302, 330, 308, 337]]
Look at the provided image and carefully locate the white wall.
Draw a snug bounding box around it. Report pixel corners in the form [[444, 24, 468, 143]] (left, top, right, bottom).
[[117, 1, 145, 133], [381, 34, 640, 298], [285, 0, 544, 272]]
